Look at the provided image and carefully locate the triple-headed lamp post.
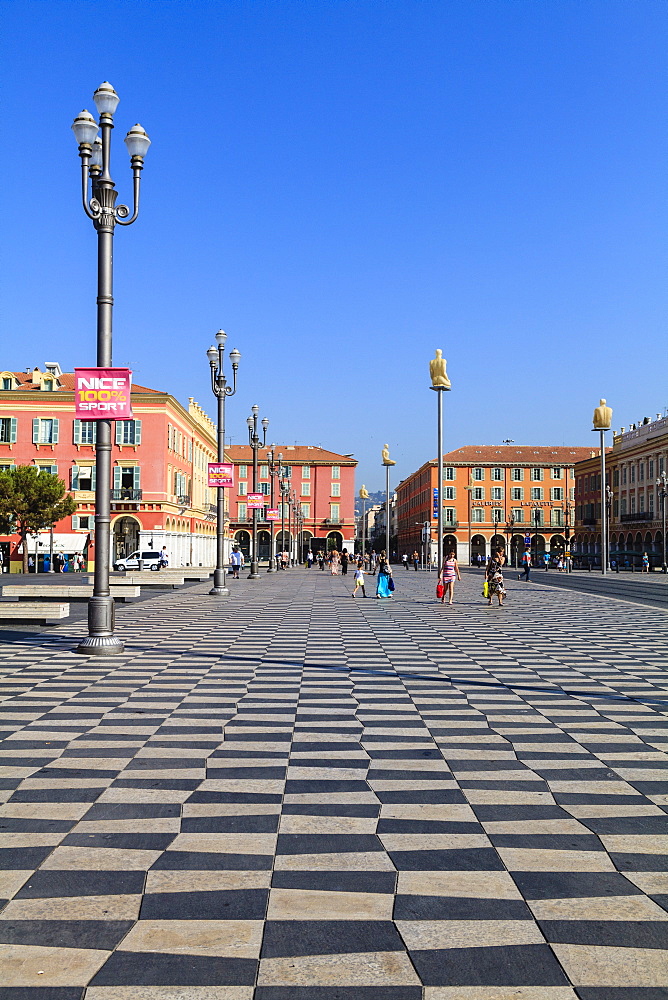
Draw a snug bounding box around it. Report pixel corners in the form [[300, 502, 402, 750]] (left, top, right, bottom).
[[207, 331, 240, 596], [72, 83, 150, 657], [247, 407, 268, 579]]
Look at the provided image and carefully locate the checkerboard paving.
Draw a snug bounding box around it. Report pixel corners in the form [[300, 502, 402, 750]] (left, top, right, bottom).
[[0, 568, 666, 999]]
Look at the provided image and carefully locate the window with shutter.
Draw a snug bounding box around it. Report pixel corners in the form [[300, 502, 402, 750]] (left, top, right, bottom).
[[33, 418, 39, 443], [71, 466, 80, 490], [133, 467, 141, 490], [113, 467, 122, 490]]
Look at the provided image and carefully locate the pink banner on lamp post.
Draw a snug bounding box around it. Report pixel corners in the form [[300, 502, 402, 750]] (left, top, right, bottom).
[[208, 463, 234, 488], [74, 368, 133, 419]]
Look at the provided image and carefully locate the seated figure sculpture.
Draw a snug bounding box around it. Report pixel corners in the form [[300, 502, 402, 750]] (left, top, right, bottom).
[[430, 349, 451, 390], [593, 399, 612, 430]]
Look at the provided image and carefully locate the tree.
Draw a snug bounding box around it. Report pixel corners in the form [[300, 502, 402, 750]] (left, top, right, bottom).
[[0, 466, 77, 573]]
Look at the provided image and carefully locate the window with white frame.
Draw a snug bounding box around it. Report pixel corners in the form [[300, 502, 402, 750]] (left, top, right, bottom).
[[444, 486, 456, 500], [281, 466, 292, 478], [115, 420, 142, 446], [71, 466, 95, 491], [551, 508, 563, 526], [0, 417, 17, 443], [491, 508, 504, 524], [444, 507, 456, 524], [473, 467, 484, 480], [512, 508, 524, 523], [532, 508, 544, 526], [239, 465, 247, 479], [301, 482, 311, 496], [630, 466, 635, 483], [238, 482, 247, 495], [631, 495, 636, 513], [72, 514, 93, 530], [238, 502, 247, 520], [551, 487, 564, 501], [302, 466, 311, 479], [37, 464, 58, 476], [331, 483, 341, 497], [649, 459, 654, 478], [492, 467, 503, 481], [32, 418, 58, 444], [331, 466, 340, 479], [471, 508, 484, 522], [260, 483, 270, 496], [260, 465, 268, 479], [649, 492, 654, 512], [531, 487, 543, 501], [444, 467, 455, 480], [621, 498, 627, 514], [570, 486, 575, 501], [491, 487, 503, 501], [301, 503, 310, 517], [512, 468, 523, 481], [472, 487, 484, 501], [531, 468, 544, 481], [511, 486, 523, 501], [73, 420, 96, 445], [330, 503, 340, 521]]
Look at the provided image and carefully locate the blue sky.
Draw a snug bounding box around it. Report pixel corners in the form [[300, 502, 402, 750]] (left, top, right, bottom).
[[1, 0, 666, 491]]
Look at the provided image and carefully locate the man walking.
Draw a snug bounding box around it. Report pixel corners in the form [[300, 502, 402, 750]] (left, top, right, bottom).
[[412, 550, 419, 571], [341, 549, 349, 576], [230, 546, 243, 579], [521, 548, 532, 581]]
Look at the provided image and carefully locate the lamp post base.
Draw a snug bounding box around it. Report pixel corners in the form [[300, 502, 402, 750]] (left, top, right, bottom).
[[209, 585, 230, 596], [248, 562, 260, 579], [76, 635, 125, 656], [267, 559, 276, 574]]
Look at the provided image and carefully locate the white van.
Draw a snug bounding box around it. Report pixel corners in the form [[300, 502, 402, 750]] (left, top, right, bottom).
[[114, 550, 162, 572]]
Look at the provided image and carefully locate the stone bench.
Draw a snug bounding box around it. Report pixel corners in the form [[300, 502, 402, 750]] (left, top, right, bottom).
[[1, 586, 140, 603], [106, 574, 185, 588], [0, 602, 70, 622]]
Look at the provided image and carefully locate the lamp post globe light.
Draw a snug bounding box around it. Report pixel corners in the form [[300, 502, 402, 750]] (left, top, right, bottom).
[[72, 83, 150, 656], [657, 472, 668, 573], [207, 331, 240, 596], [247, 407, 268, 579]]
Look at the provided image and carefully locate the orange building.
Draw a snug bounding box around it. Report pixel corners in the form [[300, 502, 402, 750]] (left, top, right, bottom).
[[396, 445, 592, 566], [0, 363, 220, 571], [225, 444, 357, 562]]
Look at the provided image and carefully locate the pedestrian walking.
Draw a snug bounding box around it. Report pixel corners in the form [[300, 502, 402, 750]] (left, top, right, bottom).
[[330, 549, 341, 575], [352, 561, 367, 598], [376, 551, 393, 598], [486, 548, 506, 607], [282, 549, 289, 570], [159, 546, 169, 568], [521, 548, 531, 581], [543, 552, 550, 571], [642, 552, 650, 573], [438, 549, 461, 605], [317, 550, 325, 571], [230, 546, 243, 579], [341, 550, 349, 576], [412, 550, 419, 571], [28, 555, 35, 573], [369, 549, 377, 574], [307, 551, 313, 568], [402, 553, 409, 570]]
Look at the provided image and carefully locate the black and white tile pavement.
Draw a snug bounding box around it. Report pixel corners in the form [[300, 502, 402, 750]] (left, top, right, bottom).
[[0, 568, 666, 998]]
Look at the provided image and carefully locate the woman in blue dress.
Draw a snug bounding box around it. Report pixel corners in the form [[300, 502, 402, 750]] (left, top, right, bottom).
[[376, 552, 393, 598]]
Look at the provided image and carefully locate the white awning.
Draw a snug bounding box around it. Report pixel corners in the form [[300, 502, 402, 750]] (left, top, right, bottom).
[[32, 532, 89, 554]]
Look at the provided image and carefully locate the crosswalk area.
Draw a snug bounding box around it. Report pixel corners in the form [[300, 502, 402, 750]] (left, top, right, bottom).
[[0, 569, 666, 998]]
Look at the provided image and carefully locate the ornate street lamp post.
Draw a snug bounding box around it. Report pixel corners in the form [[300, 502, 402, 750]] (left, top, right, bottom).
[[381, 445, 396, 561], [72, 83, 150, 656], [563, 500, 572, 573], [505, 514, 515, 567], [246, 406, 268, 579], [266, 449, 282, 572], [207, 331, 240, 596], [280, 479, 289, 567], [657, 472, 668, 573]]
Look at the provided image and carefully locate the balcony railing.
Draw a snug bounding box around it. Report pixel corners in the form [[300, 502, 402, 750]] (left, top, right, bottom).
[[208, 503, 217, 513], [620, 511, 656, 523], [110, 489, 142, 502], [177, 495, 191, 506]]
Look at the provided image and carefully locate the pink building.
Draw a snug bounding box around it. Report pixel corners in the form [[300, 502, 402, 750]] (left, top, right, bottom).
[[0, 363, 221, 571], [226, 444, 357, 561]]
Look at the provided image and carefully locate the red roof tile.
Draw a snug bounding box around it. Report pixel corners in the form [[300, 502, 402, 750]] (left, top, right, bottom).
[[225, 444, 357, 464]]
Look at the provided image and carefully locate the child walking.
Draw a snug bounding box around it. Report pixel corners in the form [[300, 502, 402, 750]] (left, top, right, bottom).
[[352, 561, 367, 598]]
